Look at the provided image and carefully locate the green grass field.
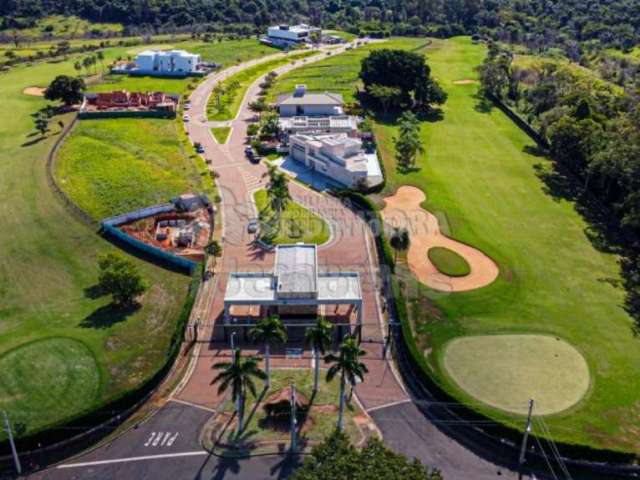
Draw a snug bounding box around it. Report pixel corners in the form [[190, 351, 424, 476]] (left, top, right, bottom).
[[211, 127, 231, 144], [270, 36, 640, 452], [427, 247, 471, 277], [443, 335, 590, 415], [0, 51, 193, 440], [56, 118, 208, 219], [207, 51, 315, 121], [254, 189, 330, 246], [1, 15, 123, 41]]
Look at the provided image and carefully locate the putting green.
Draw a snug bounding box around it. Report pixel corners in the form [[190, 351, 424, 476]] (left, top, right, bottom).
[[443, 335, 590, 415], [0, 338, 101, 434]]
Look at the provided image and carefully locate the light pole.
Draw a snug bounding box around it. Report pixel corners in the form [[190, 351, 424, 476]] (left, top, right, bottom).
[[290, 383, 297, 452], [3, 411, 21, 475], [230, 331, 236, 356]]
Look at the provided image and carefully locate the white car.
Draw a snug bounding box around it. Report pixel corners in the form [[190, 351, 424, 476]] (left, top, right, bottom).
[[183, 114, 190, 122], [184, 103, 191, 110], [247, 219, 260, 234]]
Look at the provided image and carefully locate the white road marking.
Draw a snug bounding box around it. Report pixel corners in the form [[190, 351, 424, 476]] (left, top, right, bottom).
[[151, 432, 162, 447], [168, 398, 217, 413], [366, 399, 413, 413], [167, 432, 180, 447], [57, 451, 208, 469], [144, 432, 156, 447], [159, 432, 171, 446]]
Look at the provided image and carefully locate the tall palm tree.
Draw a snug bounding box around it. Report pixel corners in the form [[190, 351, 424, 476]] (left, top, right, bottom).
[[212, 349, 266, 435], [325, 335, 368, 431], [265, 164, 291, 223], [249, 315, 287, 388], [305, 317, 334, 393], [390, 227, 410, 263]]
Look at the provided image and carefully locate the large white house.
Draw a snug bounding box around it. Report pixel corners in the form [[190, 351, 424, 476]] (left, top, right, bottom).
[[263, 24, 320, 48], [277, 85, 344, 117], [133, 50, 202, 76], [289, 133, 383, 188]]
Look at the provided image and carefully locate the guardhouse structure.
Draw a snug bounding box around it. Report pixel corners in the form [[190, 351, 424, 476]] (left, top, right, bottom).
[[221, 244, 362, 341]]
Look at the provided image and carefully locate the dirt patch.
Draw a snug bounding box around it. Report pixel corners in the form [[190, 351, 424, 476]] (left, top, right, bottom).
[[381, 186, 499, 292], [23, 87, 45, 96], [452, 79, 478, 85]]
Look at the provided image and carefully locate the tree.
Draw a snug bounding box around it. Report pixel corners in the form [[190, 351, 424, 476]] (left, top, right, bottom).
[[73, 60, 82, 75], [324, 335, 368, 431], [249, 315, 287, 388], [44, 75, 86, 106], [259, 111, 279, 139], [205, 239, 222, 257], [264, 164, 291, 222], [305, 317, 334, 393], [212, 349, 266, 435], [390, 227, 410, 262], [97, 252, 147, 308], [33, 113, 49, 137], [291, 430, 443, 480], [367, 84, 404, 114], [96, 51, 105, 73], [394, 111, 424, 171]]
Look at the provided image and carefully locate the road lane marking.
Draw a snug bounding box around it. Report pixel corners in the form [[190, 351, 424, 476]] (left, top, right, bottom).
[[57, 451, 208, 469], [366, 399, 412, 413], [160, 432, 171, 446], [168, 398, 216, 413], [144, 432, 156, 447], [167, 432, 180, 447]]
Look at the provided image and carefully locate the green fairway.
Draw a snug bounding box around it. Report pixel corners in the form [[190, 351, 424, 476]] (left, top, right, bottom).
[[428, 247, 471, 277], [270, 36, 640, 452], [207, 51, 314, 121], [254, 189, 330, 246], [443, 335, 590, 415], [211, 127, 231, 144], [56, 118, 208, 219]]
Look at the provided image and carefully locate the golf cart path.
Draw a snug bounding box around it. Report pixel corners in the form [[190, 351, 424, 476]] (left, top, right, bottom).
[[382, 185, 499, 292]]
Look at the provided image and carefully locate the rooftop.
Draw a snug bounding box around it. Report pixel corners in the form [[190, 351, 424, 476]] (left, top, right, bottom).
[[277, 91, 344, 107], [275, 244, 317, 296]]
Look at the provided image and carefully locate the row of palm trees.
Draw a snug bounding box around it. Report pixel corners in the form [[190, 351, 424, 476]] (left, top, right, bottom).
[[212, 315, 368, 435]]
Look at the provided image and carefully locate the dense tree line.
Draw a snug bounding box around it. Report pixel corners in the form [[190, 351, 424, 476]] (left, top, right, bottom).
[[3, 0, 640, 56], [479, 45, 640, 326]]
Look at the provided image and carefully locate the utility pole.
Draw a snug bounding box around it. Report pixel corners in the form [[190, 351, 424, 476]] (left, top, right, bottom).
[[518, 399, 534, 476], [290, 383, 297, 452], [3, 411, 22, 475], [230, 331, 236, 356]]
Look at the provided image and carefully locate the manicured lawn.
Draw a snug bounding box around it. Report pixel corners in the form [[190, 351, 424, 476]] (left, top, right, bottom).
[[254, 189, 330, 246], [56, 118, 209, 219], [216, 369, 362, 448], [428, 247, 471, 277], [379, 37, 638, 451], [211, 126, 231, 144], [269, 35, 640, 452], [443, 335, 590, 416], [0, 51, 192, 440], [207, 51, 315, 121], [268, 38, 431, 103]]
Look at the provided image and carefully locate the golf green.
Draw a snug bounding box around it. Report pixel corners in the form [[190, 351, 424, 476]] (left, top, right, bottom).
[[443, 335, 590, 415]]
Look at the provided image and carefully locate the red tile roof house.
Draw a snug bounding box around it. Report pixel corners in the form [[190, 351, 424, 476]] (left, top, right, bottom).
[[80, 90, 180, 118]]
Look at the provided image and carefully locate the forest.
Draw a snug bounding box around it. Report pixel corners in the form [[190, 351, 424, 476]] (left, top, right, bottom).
[[2, 0, 640, 56]]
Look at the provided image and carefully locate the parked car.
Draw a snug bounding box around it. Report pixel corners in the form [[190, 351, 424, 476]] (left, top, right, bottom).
[[247, 219, 260, 234], [183, 103, 191, 110], [183, 114, 190, 122], [194, 142, 205, 153], [245, 146, 260, 163]]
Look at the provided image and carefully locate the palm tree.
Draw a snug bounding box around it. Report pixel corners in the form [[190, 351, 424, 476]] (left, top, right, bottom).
[[325, 335, 368, 431], [264, 164, 291, 226], [249, 315, 287, 389], [305, 317, 334, 393], [390, 227, 410, 262], [212, 349, 266, 435]]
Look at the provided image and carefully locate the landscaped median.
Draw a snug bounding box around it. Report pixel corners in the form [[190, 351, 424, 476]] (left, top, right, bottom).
[[253, 189, 330, 246], [203, 369, 369, 456], [207, 50, 316, 121]]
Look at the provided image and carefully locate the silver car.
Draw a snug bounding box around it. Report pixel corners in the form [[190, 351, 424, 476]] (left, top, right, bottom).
[[247, 219, 259, 234]]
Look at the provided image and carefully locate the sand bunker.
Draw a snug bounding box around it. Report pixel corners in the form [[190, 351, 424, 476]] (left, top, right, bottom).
[[23, 87, 45, 96], [381, 186, 499, 292], [452, 79, 478, 85]]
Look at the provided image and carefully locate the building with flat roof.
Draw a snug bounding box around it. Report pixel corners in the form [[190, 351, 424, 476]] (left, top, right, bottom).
[[289, 133, 383, 188], [221, 244, 362, 341], [278, 115, 359, 140], [262, 24, 320, 48], [133, 49, 202, 77], [277, 85, 344, 117]]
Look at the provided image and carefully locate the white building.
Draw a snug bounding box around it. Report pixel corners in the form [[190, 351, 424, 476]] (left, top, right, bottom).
[[277, 85, 344, 117], [289, 133, 383, 188], [278, 115, 359, 139], [134, 50, 202, 76], [263, 24, 321, 48], [221, 244, 362, 341]]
